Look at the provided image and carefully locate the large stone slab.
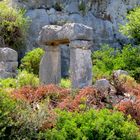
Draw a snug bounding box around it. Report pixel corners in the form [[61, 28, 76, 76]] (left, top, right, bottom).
[[58, 23, 93, 41], [38, 25, 63, 46], [39, 46, 61, 85], [70, 47, 92, 88], [38, 23, 93, 46]]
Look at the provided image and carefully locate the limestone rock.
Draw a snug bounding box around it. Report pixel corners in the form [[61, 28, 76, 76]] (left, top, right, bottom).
[[65, 1, 79, 14], [4, 62, 18, 73], [0, 48, 18, 78], [70, 48, 92, 88], [38, 23, 93, 46], [39, 46, 61, 85], [38, 25, 62, 46], [58, 23, 93, 41], [113, 70, 128, 78], [0, 69, 14, 79], [0, 48, 17, 62], [94, 79, 110, 93], [25, 9, 50, 51], [11, 0, 140, 50], [69, 40, 93, 50]]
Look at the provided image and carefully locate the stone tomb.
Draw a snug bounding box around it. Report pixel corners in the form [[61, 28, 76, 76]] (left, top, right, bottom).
[[38, 23, 93, 88]]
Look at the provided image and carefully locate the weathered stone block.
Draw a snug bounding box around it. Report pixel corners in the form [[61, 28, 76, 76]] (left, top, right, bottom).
[[38, 23, 93, 46], [94, 79, 110, 93], [39, 46, 61, 85], [58, 23, 93, 41], [0, 48, 18, 79], [38, 25, 62, 46], [0, 48, 17, 62], [69, 40, 93, 50], [70, 48, 92, 88]]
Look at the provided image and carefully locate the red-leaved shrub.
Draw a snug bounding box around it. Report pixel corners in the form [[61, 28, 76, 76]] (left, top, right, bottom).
[[58, 87, 105, 111], [12, 84, 71, 105], [117, 99, 140, 124]]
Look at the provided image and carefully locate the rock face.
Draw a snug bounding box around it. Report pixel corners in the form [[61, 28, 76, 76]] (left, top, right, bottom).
[[10, 0, 140, 77], [0, 48, 18, 78], [39, 23, 93, 88], [25, 9, 50, 51], [11, 0, 140, 49]]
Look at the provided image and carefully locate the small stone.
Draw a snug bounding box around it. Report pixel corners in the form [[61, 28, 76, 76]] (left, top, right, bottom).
[[94, 79, 110, 93], [113, 70, 128, 78]]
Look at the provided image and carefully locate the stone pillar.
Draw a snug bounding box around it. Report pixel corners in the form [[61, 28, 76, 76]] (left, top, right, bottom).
[[39, 46, 61, 85], [0, 47, 18, 78], [69, 40, 93, 88]]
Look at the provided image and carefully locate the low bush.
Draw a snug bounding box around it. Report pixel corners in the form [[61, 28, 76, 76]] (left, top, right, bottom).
[[117, 99, 140, 125], [17, 70, 39, 87], [0, 0, 29, 50], [0, 70, 39, 89], [40, 109, 140, 140], [0, 89, 17, 139], [20, 48, 45, 75], [92, 45, 140, 82], [0, 78, 17, 88], [12, 84, 70, 103], [60, 78, 71, 88], [11, 100, 56, 139], [120, 7, 140, 44], [58, 87, 104, 111]]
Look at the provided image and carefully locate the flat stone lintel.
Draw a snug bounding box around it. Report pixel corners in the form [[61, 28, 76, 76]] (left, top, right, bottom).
[[45, 39, 70, 46]]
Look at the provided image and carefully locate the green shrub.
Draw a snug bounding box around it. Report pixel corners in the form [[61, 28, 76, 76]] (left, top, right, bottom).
[[0, 89, 17, 139], [0, 0, 29, 49], [120, 7, 140, 44], [0, 70, 39, 88], [20, 48, 45, 75], [0, 90, 49, 139], [92, 45, 140, 82], [39, 109, 140, 140], [60, 78, 71, 88], [11, 100, 51, 139], [0, 78, 17, 88], [17, 70, 39, 87]]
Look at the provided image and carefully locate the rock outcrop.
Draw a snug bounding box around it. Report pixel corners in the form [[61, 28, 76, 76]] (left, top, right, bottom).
[[10, 0, 140, 77], [0, 48, 18, 78]]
